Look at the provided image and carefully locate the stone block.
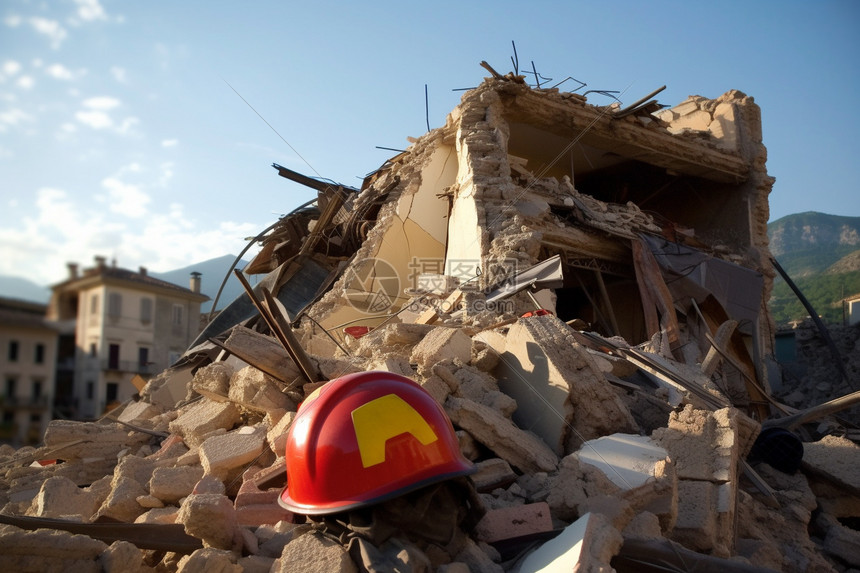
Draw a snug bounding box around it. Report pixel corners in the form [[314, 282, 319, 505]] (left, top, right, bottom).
[[273, 531, 358, 573], [652, 405, 738, 483], [176, 547, 241, 573], [235, 504, 295, 527], [228, 366, 295, 414], [419, 374, 452, 405], [191, 362, 233, 402], [95, 475, 147, 523], [266, 411, 295, 457], [199, 426, 266, 480], [193, 474, 226, 495], [670, 480, 717, 553], [99, 540, 150, 573], [150, 465, 205, 504], [475, 502, 552, 543], [117, 400, 159, 425], [30, 475, 105, 520], [471, 458, 517, 491], [445, 396, 558, 474], [178, 493, 238, 550], [410, 327, 472, 368], [135, 507, 179, 524], [169, 399, 241, 448]]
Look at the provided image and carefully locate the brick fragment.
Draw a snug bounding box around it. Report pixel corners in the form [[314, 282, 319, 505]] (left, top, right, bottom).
[[474, 502, 552, 543]]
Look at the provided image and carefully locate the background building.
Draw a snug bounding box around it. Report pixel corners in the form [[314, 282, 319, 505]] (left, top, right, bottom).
[[0, 298, 59, 445], [46, 256, 208, 419]]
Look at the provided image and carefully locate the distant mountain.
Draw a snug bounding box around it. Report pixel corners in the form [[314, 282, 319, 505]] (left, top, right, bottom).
[[0, 254, 252, 313], [150, 254, 252, 313], [0, 276, 51, 304], [768, 211, 860, 277], [767, 212, 860, 325]]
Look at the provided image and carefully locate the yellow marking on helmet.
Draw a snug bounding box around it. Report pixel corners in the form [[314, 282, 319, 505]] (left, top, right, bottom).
[[351, 393, 438, 468]]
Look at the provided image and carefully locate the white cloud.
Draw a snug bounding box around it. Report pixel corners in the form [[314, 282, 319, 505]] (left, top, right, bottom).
[[158, 162, 175, 187], [2, 61, 21, 76], [83, 96, 121, 110], [73, 0, 107, 22], [0, 108, 33, 131], [161, 139, 178, 147], [46, 63, 74, 80], [102, 176, 150, 218], [55, 122, 78, 141], [16, 75, 34, 90], [75, 109, 113, 129], [4, 15, 22, 27], [110, 66, 127, 84], [0, 185, 261, 286], [30, 17, 68, 49], [116, 116, 139, 135]]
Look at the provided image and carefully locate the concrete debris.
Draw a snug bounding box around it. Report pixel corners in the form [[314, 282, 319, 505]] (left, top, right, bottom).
[[2, 68, 859, 573]]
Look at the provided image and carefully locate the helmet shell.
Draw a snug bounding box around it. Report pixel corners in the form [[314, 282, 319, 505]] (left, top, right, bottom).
[[279, 371, 474, 515]]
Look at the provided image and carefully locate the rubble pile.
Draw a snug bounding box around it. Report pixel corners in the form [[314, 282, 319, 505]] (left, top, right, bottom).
[[2, 71, 860, 572], [778, 320, 860, 428]]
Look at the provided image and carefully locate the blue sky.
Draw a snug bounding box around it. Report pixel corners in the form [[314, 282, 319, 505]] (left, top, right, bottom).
[[2, 0, 859, 286]]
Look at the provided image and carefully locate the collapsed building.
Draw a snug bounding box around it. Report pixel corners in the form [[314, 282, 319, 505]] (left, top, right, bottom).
[[1, 68, 859, 573]]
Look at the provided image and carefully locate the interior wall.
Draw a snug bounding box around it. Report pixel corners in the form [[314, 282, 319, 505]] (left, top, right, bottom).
[[318, 144, 458, 332]]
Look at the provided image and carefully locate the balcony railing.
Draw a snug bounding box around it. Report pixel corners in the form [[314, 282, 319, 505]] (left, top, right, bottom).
[[100, 360, 157, 375], [0, 395, 51, 410]]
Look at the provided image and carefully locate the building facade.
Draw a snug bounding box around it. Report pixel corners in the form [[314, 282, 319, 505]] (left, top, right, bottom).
[[0, 298, 59, 445], [47, 257, 208, 419]]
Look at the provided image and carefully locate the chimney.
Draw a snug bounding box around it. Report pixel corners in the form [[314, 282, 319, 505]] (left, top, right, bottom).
[[94, 255, 107, 269], [139, 266, 148, 276], [190, 272, 202, 294], [67, 262, 79, 280]]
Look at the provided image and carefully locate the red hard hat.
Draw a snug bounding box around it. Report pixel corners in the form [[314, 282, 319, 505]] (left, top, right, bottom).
[[279, 371, 475, 515]]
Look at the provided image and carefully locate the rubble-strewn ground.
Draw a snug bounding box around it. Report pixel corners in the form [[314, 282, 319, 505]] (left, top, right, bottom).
[[778, 320, 860, 429], [2, 74, 859, 572], [1, 316, 858, 572]]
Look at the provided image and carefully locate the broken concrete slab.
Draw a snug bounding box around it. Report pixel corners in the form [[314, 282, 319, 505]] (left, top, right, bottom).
[[474, 501, 552, 543], [168, 399, 241, 448], [199, 425, 267, 481], [42, 420, 150, 461], [576, 433, 670, 490], [518, 512, 623, 573], [445, 395, 558, 474], [802, 434, 860, 494], [483, 314, 637, 454], [150, 465, 205, 505]]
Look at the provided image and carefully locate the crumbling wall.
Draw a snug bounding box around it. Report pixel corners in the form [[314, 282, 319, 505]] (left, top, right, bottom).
[[4, 76, 854, 573]]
